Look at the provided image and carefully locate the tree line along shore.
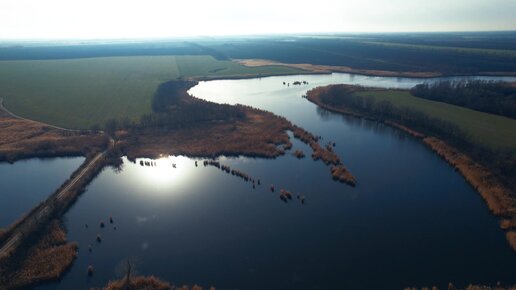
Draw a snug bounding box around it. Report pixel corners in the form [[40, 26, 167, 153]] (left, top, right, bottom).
[[305, 84, 516, 251]]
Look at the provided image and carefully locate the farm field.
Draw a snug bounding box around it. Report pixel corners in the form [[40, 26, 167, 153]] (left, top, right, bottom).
[[0, 55, 302, 129], [354, 89, 516, 150]]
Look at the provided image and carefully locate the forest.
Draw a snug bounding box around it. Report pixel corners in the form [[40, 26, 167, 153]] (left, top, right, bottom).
[[411, 80, 516, 119]]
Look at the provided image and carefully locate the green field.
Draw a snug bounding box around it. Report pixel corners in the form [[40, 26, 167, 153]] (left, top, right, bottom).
[[355, 90, 516, 150], [0, 55, 302, 129]]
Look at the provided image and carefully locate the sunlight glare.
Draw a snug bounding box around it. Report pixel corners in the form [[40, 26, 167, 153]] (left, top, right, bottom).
[[135, 156, 197, 190]]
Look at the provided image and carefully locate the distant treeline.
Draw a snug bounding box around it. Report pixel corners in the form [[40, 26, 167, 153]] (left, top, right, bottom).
[[314, 86, 516, 190], [367, 31, 516, 51], [411, 80, 516, 119], [3, 33, 516, 74], [0, 41, 227, 60], [207, 37, 516, 73]]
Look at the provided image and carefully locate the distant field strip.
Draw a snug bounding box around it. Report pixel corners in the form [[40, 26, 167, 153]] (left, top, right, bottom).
[[361, 41, 516, 58], [0, 55, 302, 129], [355, 90, 516, 150]]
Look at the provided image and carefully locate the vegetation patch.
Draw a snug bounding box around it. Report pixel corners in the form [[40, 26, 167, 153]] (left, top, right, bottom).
[[0, 220, 77, 290], [97, 275, 215, 290]]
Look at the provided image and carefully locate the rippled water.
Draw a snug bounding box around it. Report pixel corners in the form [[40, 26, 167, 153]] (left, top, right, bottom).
[[31, 73, 516, 290]]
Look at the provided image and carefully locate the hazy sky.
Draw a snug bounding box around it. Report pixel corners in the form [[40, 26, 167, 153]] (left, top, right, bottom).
[[1, 0, 515, 39]]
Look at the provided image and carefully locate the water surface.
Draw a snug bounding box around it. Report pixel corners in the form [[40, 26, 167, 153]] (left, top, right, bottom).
[[38, 73, 516, 290], [0, 157, 84, 228]]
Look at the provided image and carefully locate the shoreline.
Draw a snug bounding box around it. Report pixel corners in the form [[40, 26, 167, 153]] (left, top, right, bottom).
[[305, 86, 516, 251]]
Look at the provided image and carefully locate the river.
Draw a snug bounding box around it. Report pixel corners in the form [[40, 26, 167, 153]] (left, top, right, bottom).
[[28, 73, 516, 289]]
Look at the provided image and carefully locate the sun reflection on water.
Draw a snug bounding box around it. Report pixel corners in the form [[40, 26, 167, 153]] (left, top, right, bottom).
[[133, 156, 198, 191]]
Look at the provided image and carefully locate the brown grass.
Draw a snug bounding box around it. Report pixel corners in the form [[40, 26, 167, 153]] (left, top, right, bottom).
[[0, 114, 108, 163], [0, 220, 78, 290], [465, 286, 516, 290], [506, 231, 516, 251], [235, 58, 443, 78], [424, 137, 516, 219], [384, 120, 426, 138], [98, 275, 215, 290], [122, 108, 292, 160], [291, 125, 343, 165], [406, 285, 516, 290]]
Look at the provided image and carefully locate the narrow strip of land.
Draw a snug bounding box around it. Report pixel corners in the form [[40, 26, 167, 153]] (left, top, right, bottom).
[[0, 145, 109, 260]]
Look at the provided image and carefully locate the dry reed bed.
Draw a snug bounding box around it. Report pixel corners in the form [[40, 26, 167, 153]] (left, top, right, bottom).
[[0, 220, 77, 290], [405, 284, 516, 290], [330, 166, 357, 186], [291, 125, 356, 185], [0, 115, 108, 163], [122, 108, 292, 160], [98, 275, 215, 290]]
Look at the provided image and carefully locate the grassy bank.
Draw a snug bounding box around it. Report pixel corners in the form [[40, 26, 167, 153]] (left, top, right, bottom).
[[352, 90, 516, 150], [0, 55, 302, 129]]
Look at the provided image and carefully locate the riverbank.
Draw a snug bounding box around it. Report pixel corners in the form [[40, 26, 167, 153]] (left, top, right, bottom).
[[306, 85, 516, 251]]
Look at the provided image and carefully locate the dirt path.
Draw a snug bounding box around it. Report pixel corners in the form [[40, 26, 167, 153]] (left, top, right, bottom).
[[0, 97, 83, 132]]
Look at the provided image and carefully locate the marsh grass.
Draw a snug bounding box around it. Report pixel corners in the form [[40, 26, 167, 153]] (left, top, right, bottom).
[[0, 220, 78, 289], [98, 275, 216, 290]]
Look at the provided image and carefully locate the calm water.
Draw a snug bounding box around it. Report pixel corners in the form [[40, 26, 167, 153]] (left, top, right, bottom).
[[33, 73, 516, 290], [0, 157, 84, 228]]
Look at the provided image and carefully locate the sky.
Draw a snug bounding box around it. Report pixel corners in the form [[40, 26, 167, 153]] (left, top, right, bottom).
[[0, 0, 515, 39]]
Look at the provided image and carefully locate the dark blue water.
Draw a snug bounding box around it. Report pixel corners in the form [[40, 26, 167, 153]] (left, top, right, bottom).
[[0, 157, 84, 228], [33, 73, 516, 290]]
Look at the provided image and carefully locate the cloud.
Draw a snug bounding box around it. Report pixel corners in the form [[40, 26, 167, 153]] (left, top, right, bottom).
[[0, 0, 514, 39]]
